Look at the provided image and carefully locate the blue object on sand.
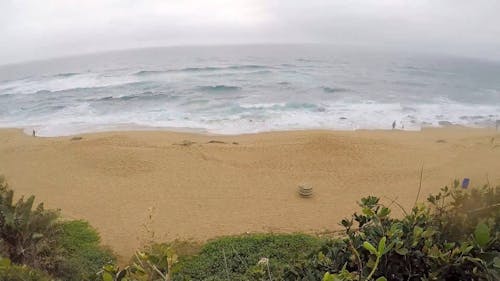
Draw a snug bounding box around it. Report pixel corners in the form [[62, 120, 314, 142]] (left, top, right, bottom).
[[462, 178, 470, 189]]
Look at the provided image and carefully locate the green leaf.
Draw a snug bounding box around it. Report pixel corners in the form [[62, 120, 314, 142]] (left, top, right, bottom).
[[378, 207, 391, 218], [377, 237, 386, 256], [0, 257, 11, 268], [322, 272, 335, 281], [428, 245, 442, 258], [132, 262, 145, 273], [383, 241, 395, 255], [444, 242, 455, 251], [363, 241, 378, 255], [463, 245, 474, 255], [413, 226, 423, 238], [376, 277, 388, 281], [493, 257, 500, 269], [103, 265, 115, 272], [395, 247, 409, 256], [102, 272, 113, 281], [388, 223, 403, 238], [362, 207, 374, 216], [474, 223, 490, 247], [422, 229, 436, 238], [32, 232, 44, 240]]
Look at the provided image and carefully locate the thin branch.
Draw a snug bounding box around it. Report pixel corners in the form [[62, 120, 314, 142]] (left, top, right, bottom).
[[134, 252, 146, 268], [222, 248, 230, 281], [267, 262, 273, 281], [383, 196, 408, 216], [231, 246, 248, 269], [146, 260, 168, 281], [413, 164, 424, 208], [467, 203, 500, 214], [348, 240, 363, 275]]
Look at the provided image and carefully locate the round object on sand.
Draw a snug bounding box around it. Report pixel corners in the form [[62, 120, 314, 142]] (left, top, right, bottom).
[[298, 184, 313, 197]]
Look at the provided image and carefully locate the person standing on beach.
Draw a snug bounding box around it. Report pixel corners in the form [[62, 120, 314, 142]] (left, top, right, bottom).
[[392, 120, 396, 130]]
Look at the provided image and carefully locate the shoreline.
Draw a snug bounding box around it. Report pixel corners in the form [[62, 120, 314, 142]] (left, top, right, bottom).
[[4, 122, 496, 138], [1, 127, 499, 262]]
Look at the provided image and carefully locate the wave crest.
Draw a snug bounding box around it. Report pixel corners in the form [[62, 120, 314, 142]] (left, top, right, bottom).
[[196, 85, 241, 92], [134, 65, 268, 76]]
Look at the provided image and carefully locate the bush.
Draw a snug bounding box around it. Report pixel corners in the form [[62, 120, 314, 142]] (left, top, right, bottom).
[[57, 220, 115, 281], [172, 234, 324, 281], [98, 242, 179, 281], [99, 235, 322, 281], [0, 257, 53, 281], [0, 176, 64, 275], [287, 183, 500, 281], [0, 177, 116, 280]]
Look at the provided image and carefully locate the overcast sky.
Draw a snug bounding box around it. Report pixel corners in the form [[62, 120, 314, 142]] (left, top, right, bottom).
[[1, 0, 500, 65]]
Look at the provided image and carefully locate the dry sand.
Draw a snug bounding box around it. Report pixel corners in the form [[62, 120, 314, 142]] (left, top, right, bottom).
[[1, 127, 499, 262]]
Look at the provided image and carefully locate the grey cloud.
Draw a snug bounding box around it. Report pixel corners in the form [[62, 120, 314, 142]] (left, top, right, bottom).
[[1, 0, 499, 65]]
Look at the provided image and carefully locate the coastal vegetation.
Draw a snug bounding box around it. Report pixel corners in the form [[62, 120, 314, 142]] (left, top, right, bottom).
[[0, 175, 498, 281], [0, 176, 114, 281]]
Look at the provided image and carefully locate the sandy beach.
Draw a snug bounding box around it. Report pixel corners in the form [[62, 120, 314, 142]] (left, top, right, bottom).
[[0, 127, 499, 262]]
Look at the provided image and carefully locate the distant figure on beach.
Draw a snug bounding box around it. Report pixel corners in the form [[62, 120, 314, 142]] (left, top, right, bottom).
[[392, 120, 396, 130], [32, 129, 36, 137]]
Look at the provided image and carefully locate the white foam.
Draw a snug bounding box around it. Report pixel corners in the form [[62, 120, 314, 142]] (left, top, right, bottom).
[[2, 99, 498, 137], [0, 73, 140, 95], [2, 50, 500, 137]]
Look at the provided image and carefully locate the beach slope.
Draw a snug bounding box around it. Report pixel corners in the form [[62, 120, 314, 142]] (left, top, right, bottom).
[[0, 128, 499, 261]]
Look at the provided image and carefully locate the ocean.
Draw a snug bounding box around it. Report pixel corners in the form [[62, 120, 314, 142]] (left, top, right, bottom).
[[0, 45, 499, 136]]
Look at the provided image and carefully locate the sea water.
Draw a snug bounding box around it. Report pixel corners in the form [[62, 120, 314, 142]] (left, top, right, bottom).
[[0, 45, 499, 136]]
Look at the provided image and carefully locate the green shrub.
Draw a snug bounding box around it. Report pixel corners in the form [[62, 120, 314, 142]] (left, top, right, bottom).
[[0, 176, 64, 275], [57, 220, 115, 281], [99, 243, 177, 281], [0, 257, 53, 281], [287, 183, 500, 281], [171, 234, 324, 281], [0, 177, 116, 280], [97, 235, 323, 281]]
